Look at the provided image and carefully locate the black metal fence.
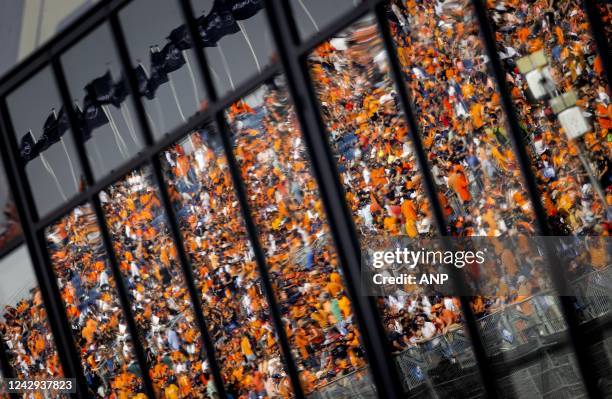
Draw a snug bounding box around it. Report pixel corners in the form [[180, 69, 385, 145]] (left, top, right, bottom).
[[0, 0, 609, 398]]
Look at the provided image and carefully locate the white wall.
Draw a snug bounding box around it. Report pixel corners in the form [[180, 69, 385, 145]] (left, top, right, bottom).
[[0, 246, 37, 311]]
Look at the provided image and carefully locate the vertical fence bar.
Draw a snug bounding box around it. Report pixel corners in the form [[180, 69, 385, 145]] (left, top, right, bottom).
[[0, 332, 20, 399], [0, 336, 14, 381], [108, 10, 231, 398], [51, 58, 158, 399], [372, 3, 502, 398], [581, 0, 612, 87], [176, 1, 308, 398], [1, 1, 605, 399], [91, 191, 160, 399], [0, 103, 88, 399], [91, 193, 159, 399], [214, 113, 308, 399], [470, 1, 604, 398], [262, 1, 405, 398]]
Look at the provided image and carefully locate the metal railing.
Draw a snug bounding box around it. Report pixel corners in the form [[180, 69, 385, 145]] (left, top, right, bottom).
[[391, 267, 612, 393], [496, 353, 587, 399], [572, 267, 612, 322], [308, 368, 377, 399], [306, 259, 612, 397], [477, 266, 612, 354], [394, 328, 479, 392], [0, 0, 609, 398]]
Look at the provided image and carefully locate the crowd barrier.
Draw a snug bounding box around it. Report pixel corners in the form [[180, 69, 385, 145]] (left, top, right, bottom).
[[496, 354, 587, 399], [309, 267, 611, 397], [572, 266, 612, 321], [477, 266, 612, 354], [307, 368, 376, 399]]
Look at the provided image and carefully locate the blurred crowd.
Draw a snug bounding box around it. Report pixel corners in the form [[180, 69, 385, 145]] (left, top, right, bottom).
[[161, 89, 371, 395], [0, 1, 610, 398], [46, 206, 147, 398], [3, 76, 375, 398], [46, 192, 221, 398], [487, 0, 611, 235], [101, 171, 218, 398], [162, 129, 292, 398], [228, 80, 369, 393], [309, 0, 610, 355], [1, 287, 64, 391]]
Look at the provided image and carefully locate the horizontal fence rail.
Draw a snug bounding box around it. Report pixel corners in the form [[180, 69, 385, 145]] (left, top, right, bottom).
[[0, 1, 609, 399]]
